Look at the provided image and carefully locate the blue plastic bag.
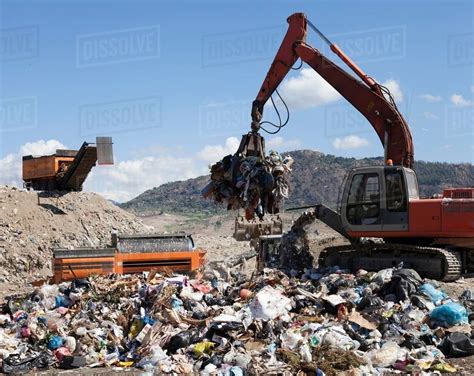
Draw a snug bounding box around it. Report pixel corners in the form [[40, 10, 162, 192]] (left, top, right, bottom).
[[419, 283, 447, 305], [170, 297, 183, 310], [55, 295, 72, 308], [47, 335, 64, 350], [143, 315, 156, 325], [430, 302, 468, 326]]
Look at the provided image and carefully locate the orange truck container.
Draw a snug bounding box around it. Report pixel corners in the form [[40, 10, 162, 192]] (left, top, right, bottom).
[[23, 152, 76, 181], [23, 151, 76, 190], [22, 137, 113, 191]]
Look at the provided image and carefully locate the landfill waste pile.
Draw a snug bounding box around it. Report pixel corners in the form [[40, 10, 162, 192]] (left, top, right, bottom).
[[202, 132, 293, 220], [278, 210, 317, 274], [267, 209, 341, 275], [1, 262, 473, 375], [0, 186, 150, 291]]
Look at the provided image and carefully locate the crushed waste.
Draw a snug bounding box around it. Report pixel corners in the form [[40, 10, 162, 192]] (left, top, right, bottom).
[[1, 261, 473, 375], [202, 132, 293, 220]]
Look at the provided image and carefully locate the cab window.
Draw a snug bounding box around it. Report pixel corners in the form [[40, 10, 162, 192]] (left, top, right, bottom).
[[346, 173, 381, 225], [385, 170, 407, 212], [405, 170, 420, 199]]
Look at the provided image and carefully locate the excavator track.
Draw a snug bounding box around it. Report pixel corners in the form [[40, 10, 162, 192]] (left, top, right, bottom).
[[319, 243, 462, 282]]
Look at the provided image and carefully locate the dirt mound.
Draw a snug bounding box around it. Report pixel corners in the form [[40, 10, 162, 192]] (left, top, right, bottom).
[[0, 186, 150, 294]]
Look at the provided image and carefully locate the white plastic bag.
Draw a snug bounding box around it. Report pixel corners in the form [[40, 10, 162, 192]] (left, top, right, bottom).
[[249, 286, 292, 321], [367, 341, 406, 367]]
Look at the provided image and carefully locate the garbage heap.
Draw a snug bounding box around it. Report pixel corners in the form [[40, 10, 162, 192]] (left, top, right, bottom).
[[1, 265, 473, 375], [278, 210, 317, 274], [202, 132, 293, 220]]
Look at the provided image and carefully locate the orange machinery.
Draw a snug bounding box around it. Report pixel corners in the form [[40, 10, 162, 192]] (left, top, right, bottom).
[[246, 13, 474, 280], [23, 137, 113, 191], [52, 233, 206, 283]]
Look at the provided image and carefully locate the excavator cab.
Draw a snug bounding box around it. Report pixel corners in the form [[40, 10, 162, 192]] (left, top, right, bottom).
[[340, 166, 419, 232]]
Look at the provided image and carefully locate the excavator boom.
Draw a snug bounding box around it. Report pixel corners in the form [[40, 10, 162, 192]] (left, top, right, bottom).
[[252, 13, 414, 168]]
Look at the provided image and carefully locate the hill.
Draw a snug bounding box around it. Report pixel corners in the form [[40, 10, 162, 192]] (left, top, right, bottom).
[[120, 150, 474, 215], [0, 186, 149, 295]]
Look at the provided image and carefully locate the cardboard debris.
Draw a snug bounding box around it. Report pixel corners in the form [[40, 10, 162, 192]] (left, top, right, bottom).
[[348, 310, 378, 330], [446, 324, 472, 335], [323, 294, 347, 306]]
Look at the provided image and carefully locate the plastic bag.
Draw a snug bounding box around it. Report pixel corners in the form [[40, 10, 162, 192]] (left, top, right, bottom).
[[315, 326, 360, 350], [47, 335, 64, 350], [180, 286, 204, 302], [374, 268, 393, 285], [55, 295, 71, 308], [53, 347, 71, 362], [379, 268, 421, 302], [440, 332, 474, 357], [280, 330, 304, 350], [419, 283, 447, 305], [228, 366, 244, 376], [367, 341, 406, 367], [58, 355, 86, 370], [64, 336, 76, 353], [165, 330, 200, 354], [1, 352, 51, 374], [136, 345, 168, 368], [430, 302, 468, 326], [39, 285, 59, 310], [249, 286, 292, 321], [460, 289, 474, 301], [193, 341, 215, 356]]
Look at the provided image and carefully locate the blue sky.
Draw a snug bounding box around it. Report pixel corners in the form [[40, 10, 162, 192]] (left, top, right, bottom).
[[0, 0, 473, 201]]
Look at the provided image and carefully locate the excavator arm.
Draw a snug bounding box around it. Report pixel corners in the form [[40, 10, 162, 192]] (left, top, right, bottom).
[[252, 13, 414, 168]]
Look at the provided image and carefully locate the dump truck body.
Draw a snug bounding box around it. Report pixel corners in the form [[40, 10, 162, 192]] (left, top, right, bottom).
[[23, 151, 77, 190]]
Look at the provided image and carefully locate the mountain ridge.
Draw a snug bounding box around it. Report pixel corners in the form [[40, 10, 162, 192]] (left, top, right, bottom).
[[120, 150, 474, 215]]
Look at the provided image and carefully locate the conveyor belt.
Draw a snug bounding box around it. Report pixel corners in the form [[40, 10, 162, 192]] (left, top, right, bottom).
[[60, 142, 98, 191], [115, 233, 195, 253]]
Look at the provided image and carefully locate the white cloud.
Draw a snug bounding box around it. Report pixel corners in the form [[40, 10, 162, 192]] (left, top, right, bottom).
[[381, 79, 403, 103], [0, 153, 21, 187], [85, 155, 200, 203], [332, 135, 369, 150], [423, 111, 439, 120], [279, 68, 341, 109], [20, 139, 65, 157], [0, 139, 66, 187], [419, 94, 442, 103], [278, 70, 403, 110], [450, 94, 472, 107], [266, 136, 301, 151], [196, 136, 240, 163]]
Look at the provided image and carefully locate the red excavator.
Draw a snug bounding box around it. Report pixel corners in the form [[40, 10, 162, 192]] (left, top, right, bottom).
[[250, 13, 474, 281]]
